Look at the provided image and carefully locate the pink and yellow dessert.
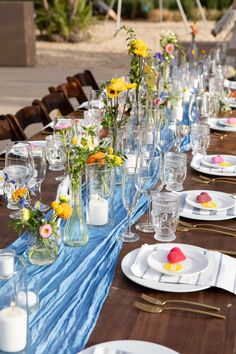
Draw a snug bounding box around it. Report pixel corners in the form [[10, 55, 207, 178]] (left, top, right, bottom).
[[196, 192, 218, 208], [227, 117, 236, 125], [211, 155, 224, 164], [163, 247, 186, 272]]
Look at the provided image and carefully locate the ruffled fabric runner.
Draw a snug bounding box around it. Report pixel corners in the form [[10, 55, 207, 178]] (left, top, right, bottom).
[[9, 186, 148, 354]]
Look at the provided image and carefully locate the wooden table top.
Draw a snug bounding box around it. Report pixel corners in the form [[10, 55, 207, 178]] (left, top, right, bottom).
[[1, 120, 236, 354]]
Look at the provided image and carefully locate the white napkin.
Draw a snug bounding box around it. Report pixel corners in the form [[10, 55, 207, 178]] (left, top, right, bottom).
[[131, 244, 236, 294], [93, 347, 132, 354], [56, 175, 70, 202], [179, 192, 236, 217], [191, 153, 236, 174]]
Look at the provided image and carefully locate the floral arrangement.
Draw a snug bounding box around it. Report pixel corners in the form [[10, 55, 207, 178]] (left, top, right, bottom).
[[12, 193, 72, 253], [101, 77, 136, 151]]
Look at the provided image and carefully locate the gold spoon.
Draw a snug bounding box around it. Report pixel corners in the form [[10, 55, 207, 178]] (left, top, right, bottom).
[[176, 225, 236, 238], [179, 220, 236, 233], [140, 294, 220, 311], [134, 302, 225, 319]]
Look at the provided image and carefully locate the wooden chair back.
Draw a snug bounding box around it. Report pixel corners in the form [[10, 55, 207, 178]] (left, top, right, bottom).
[[67, 70, 99, 91], [48, 79, 87, 104], [0, 114, 25, 141], [32, 91, 74, 118]]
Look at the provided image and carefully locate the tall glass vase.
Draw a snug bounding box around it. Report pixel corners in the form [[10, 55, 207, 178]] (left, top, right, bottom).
[[64, 175, 89, 247]]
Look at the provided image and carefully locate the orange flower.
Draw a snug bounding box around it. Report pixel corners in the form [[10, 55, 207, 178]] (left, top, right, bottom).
[[12, 188, 29, 202], [56, 203, 72, 220], [190, 23, 198, 36], [87, 152, 106, 166]]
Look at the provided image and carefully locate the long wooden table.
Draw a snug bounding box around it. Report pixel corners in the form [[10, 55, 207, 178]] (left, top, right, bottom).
[[1, 122, 236, 354]]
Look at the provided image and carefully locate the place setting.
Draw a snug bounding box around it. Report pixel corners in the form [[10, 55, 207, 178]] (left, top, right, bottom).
[[191, 153, 236, 177], [208, 116, 236, 132]]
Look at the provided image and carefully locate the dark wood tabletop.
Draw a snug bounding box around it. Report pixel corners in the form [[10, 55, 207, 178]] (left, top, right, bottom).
[[1, 117, 236, 354]]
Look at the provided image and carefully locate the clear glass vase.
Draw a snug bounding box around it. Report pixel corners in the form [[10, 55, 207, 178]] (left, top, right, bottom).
[[28, 233, 59, 266], [86, 163, 115, 228], [64, 175, 89, 247]]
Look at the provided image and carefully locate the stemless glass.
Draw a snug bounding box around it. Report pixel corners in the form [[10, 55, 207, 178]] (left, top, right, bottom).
[[190, 123, 210, 156], [151, 192, 179, 242], [119, 167, 140, 242], [45, 135, 66, 171], [164, 151, 187, 192], [4, 142, 34, 216], [31, 145, 49, 212]]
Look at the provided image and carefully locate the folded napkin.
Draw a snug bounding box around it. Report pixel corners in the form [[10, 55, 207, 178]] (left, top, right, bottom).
[[131, 244, 236, 294], [93, 347, 132, 354], [191, 153, 236, 175], [56, 175, 70, 201], [179, 192, 236, 217]]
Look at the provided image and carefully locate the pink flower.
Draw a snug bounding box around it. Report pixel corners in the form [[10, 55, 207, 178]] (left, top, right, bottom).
[[39, 224, 52, 238], [55, 122, 70, 130], [165, 43, 174, 55], [167, 101, 171, 109], [153, 98, 163, 106]]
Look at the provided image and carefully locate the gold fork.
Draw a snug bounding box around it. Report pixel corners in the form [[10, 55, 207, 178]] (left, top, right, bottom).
[[200, 175, 236, 183], [134, 302, 225, 319], [140, 294, 220, 311], [191, 176, 236, 185], [212, 132, 228, 140], [179, 220, 236, 233], [176, 225, 236, 237]]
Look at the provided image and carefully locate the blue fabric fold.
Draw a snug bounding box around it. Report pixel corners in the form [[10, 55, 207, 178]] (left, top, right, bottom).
[[8, 186, 148, 354]]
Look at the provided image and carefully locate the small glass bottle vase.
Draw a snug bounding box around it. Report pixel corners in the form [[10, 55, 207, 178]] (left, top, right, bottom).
[[28, 232, 59, 266], [64, 175, 89, 246], [86, 163, 115, 228]]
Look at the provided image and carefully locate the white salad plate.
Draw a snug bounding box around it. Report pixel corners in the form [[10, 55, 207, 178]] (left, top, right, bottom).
[[185, 190, 236, 212], [78, 340, 180, 354], [208, 118, 236, 132], [147, 247, 209, 276], [190, 154, 236, 177], [218, 118, 236, 127], [179, 190, 236, 221], [202, 155, 236, 170], [121, 245, 210, 293]]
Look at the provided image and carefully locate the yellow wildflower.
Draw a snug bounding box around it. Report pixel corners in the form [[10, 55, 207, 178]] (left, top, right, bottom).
[[131, 39, 149, 58], [51, 201, 59, 210], [110, 154, 123, 166], [59, 195, 69, 203], [56, 203, 72, 220], [106, 77, 128, 99], [191, 49, 195, 56], [201, 49, 206, 55], [126, 83, 137, 90], [108, 147, 113, 155], [21, 208, 30, 222], [71, 136, 78, 145]]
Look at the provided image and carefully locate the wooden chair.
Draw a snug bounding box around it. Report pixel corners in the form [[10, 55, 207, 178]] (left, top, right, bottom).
[[67, 70, 99, 91], [0, 114, 25, 141], [48, 79, 87, 105], [8, 104, 52, 137], [32, 91, 74, 118]]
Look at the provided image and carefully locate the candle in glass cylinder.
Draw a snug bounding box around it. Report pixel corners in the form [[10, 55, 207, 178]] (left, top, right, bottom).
[[0, 304, 27, 352], [89, 195, 108, 226], [0, 254, 14, 278]]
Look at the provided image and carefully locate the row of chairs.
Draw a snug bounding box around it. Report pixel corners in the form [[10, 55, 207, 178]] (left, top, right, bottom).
[[1, 70, 99, 142]]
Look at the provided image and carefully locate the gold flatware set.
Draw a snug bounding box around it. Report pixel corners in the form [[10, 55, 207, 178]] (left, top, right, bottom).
[[134, 294, 225, 319], [192, 175, 236, 185]]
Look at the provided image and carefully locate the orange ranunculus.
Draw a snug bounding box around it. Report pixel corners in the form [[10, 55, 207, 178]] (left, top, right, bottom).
[[87, 151, 106, 166], [56, 203, 72, 220], [190, 23, 198, 36], [12, 188, 29, 202]]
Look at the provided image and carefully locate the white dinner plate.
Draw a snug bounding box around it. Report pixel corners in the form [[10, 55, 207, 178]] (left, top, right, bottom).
[[185, 190, 236, 211], [78, 340, 180, 354], [202, 155, 236, 170], [218, 118, 236, 127], [208, 118, 236, 132], [190, 154, 236, 177], [121, 246, 210, 293], [222, 97, 236, 108], [179, 190, 236, 221], [147, 248, 209, 276]]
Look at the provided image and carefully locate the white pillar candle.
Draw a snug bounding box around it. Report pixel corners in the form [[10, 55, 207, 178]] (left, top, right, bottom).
[[183, 88, 190, 103], [89, 195, 109, 226], [17, 291, 38, 308], [0, 255, 14, 278], [0, 305, 27, 352], [126, 154, 137, 169], [172, 103, 183, 122]]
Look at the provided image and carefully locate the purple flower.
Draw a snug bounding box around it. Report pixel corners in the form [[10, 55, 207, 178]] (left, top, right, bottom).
[[160, 92, 168, 100], [154, 52, 164, 63]]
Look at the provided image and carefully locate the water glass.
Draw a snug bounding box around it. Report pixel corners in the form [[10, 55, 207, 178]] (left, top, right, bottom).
[[16, 277, 39, 314], [151, 192, 179, 242], [190, 123, 210, 155], [164, 152, 187, 192], [45, 135, 66, 171]]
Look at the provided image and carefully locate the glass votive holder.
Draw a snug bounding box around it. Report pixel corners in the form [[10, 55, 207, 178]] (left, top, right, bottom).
[[85, 163, 115, 228], [164, 152, 187, 192], [151, 192, 179, 242], [45, 135, 66, 171], [190, 123, 210, 155], [16, 277, 39, 314], [0, 249, 15, 279]]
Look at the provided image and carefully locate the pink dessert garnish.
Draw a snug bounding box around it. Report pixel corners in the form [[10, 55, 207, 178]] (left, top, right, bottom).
[[211, 155, 224, 164], [196, 192, 212, 203], [167, 247, 186, 264], [227, 117, 236, 125]]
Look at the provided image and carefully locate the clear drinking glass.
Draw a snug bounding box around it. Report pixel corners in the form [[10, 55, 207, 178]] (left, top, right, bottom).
[[31, 145, 49, 212], [151, 192, 179, 242], [45, 135, 66, 171], [164, 152, 187, 192], [190, 123, 210, 155], [119, 167, 140, 242], [4, 142, 34, 216]]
